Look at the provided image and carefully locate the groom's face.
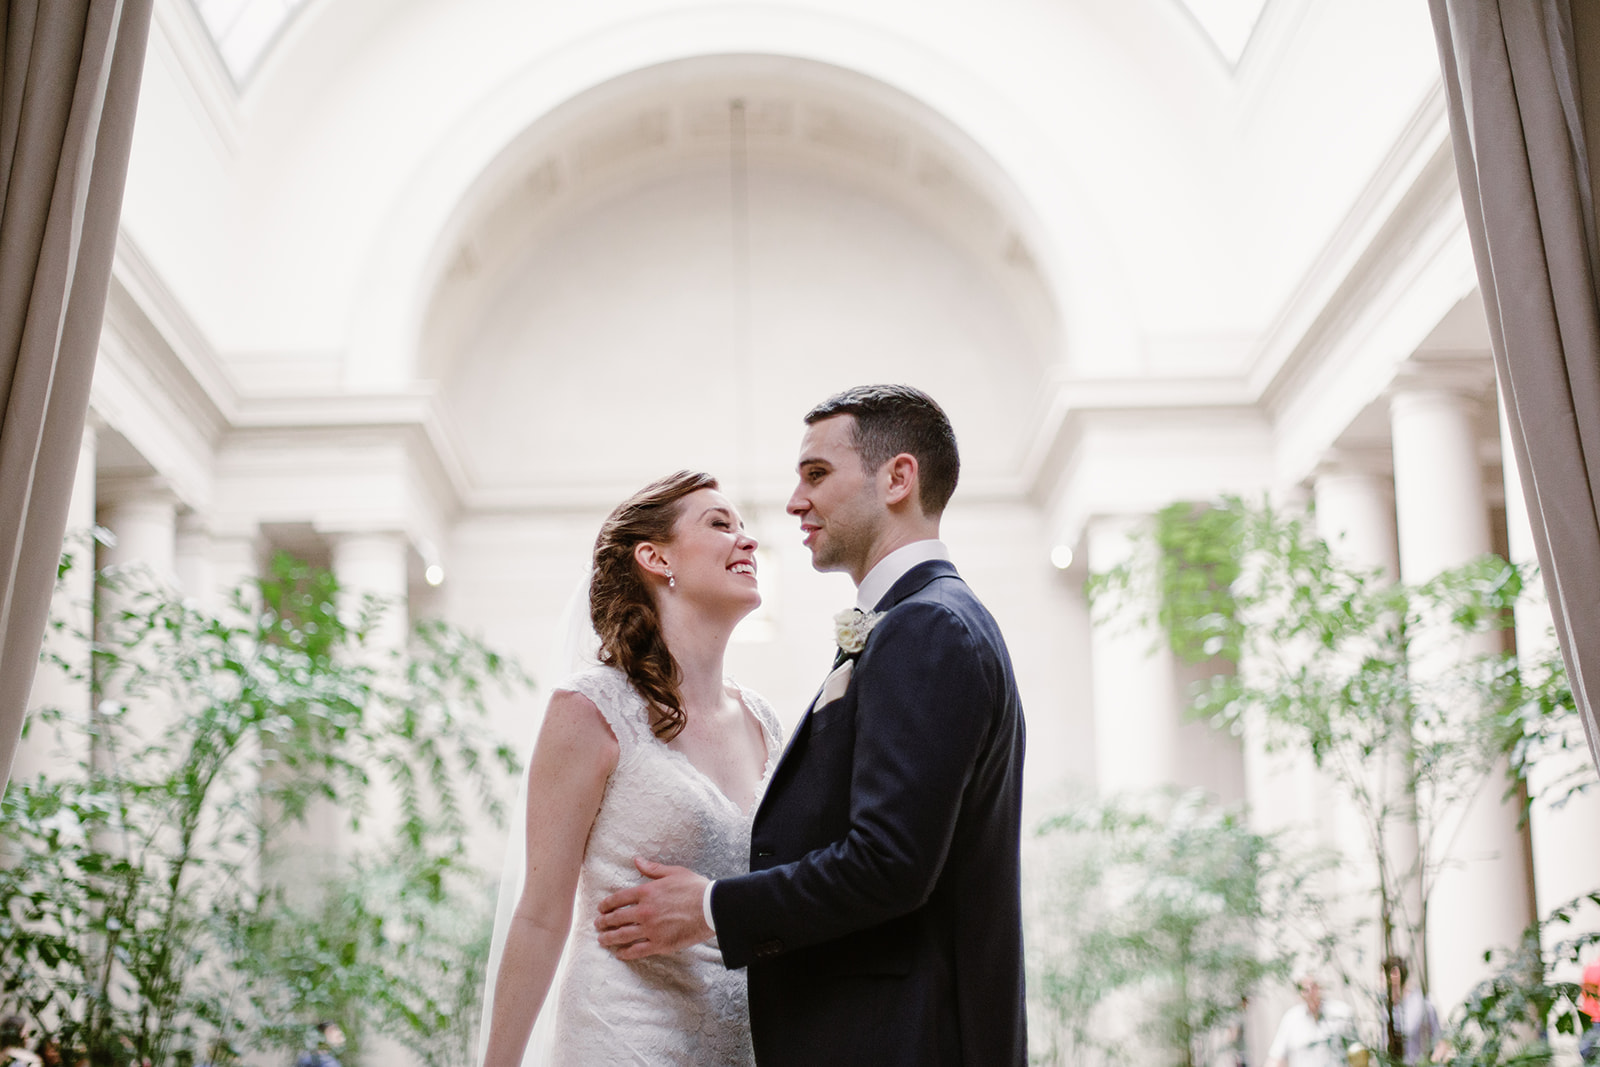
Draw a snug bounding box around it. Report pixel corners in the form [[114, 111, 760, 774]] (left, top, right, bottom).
[[788, 415, 885, 582]]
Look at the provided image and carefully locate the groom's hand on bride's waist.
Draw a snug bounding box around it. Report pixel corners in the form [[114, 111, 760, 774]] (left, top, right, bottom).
[[595, 856, 714, 960]]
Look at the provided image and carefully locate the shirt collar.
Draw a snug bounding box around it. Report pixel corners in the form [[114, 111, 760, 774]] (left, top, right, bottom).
[[855, 539, 950, 610]]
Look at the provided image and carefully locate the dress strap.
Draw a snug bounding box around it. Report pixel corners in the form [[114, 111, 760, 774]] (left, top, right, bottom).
[[735, 682, 786, 763], [555, 665, 653, 751]]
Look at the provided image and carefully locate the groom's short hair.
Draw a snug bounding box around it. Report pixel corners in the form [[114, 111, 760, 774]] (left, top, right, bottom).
[[805, 384, 960, 515]]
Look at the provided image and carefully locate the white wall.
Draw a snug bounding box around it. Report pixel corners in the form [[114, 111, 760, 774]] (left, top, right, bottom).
[[439, 160, 1048, 494]]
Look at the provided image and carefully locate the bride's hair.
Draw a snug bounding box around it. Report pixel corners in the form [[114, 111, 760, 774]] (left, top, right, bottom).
[[590, 470, 718, 741]]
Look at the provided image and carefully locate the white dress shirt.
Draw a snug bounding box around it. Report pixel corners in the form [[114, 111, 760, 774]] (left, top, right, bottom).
[[854, 539, 950, 610], [1267, 1000, 1356, 1067], [703, 539, 952, 933]]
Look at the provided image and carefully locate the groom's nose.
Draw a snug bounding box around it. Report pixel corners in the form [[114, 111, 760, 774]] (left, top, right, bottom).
[[786, 486, 807, 516]]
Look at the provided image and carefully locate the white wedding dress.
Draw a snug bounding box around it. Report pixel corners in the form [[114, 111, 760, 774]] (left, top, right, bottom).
[[538, 664, 781, 1065]]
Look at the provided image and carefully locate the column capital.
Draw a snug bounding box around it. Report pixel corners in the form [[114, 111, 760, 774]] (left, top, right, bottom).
[[1312, 447, 1394, 483], [97, 475, 180, 510], [1080, 511, 1156, 570], [206, 519, 263, 545], [320, 527, 410, 548], [175, 510, 210, 538], [1387, 355, 1496, 406]]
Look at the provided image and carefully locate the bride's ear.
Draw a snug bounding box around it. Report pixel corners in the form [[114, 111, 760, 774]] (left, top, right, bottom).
[[634, 541, 671, 582]]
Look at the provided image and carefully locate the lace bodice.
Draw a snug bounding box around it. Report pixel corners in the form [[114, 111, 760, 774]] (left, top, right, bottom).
[[548, 665, 781, 1066]]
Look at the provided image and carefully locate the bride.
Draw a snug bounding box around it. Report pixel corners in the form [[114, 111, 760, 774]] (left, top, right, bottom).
[[480, 470, 781, 1066]]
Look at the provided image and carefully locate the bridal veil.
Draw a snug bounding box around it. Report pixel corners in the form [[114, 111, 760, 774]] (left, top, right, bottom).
[[476, 569, 600, 1066]]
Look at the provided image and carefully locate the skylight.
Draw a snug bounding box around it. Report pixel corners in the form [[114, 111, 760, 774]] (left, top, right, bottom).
[[192, 0, 312, 83], [1176, 0, 1269, 66]]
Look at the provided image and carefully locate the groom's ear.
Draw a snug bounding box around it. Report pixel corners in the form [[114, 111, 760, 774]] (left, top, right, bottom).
[[882, 453, 920, 509]]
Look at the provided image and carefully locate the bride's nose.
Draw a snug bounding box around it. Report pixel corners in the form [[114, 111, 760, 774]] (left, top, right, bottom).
[[738, 531, 758, 551]]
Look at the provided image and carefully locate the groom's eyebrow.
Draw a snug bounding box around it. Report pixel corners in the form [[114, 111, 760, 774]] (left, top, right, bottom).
[[796, 456, 830, 471]]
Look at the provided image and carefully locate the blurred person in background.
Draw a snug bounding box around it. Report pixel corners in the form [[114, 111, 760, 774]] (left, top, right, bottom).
[[1265, 976, 1356, 1067], [1383, 956, 1444, 1065], [1579, 960, 1600, 1065], [294, 1022, 344, 1067], [0, 1016, 41, 1067]]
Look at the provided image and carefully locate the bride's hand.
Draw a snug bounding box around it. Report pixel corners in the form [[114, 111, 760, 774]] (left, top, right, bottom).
[[595, 857, 713, 959]]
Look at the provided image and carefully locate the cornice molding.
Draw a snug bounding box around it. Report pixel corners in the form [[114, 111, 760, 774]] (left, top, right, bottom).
[[106, 236, 236, 439], [1250, 84, 1455, 410], [1022, 81, 1478, 528], [151, 0, 240, 153], [1020, 375, 1257, 504]]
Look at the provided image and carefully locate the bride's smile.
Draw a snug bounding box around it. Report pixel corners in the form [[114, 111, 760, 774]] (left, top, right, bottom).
[[653, 489, 762, 615]]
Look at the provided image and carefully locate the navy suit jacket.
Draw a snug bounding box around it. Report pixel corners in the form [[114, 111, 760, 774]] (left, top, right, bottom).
[[711, 560, 1027, 1066]]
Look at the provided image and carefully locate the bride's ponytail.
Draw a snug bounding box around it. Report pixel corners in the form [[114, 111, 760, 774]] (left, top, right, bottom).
[[589, 470, 718, 741]]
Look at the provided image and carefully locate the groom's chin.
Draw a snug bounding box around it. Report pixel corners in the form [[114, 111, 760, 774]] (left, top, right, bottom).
[[805, 545, 840, 572]]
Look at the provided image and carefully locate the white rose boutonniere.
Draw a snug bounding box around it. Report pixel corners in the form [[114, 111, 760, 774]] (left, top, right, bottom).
[[833, 608, 884, 656]]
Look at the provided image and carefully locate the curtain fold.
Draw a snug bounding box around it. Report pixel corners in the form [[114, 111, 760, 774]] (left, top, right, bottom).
[[1430, 0, 1600, 773], [0, 0, 154, 792]]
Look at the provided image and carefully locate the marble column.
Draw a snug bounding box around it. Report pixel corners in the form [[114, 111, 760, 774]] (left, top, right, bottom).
[[326, 529, 414, 1067], [331, 530, 410, 650], [174, 521, 266, 615], [174, 513, 213, 609], [1500, 396, 1600, 977], [208, 530, 263, 614], [1087, 515, 1181, 796], [1313, 461, 1421, 995], [1314, 466, 1401, 581], [291, 531, 412, 864], [14, 421, 99, 785], [1390, 386, 1535, 1012], [1085, 514, 1243, 800], [96, 478, 180, 741], [183, 523, 264, 898], [98, 479, 178, 583], [1213, 470, 1409, 1064]]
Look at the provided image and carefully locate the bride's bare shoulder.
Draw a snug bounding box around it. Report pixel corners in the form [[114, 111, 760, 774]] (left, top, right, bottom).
[[533, 687, 618, 768]]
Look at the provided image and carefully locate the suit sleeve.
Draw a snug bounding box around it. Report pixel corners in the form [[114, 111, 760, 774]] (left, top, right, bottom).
[[710, 598, 997, 968]]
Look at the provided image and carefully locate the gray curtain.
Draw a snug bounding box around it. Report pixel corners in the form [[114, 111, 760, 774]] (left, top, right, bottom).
[[0, 0, 154, 792], [1430, 0, 1600, 773]]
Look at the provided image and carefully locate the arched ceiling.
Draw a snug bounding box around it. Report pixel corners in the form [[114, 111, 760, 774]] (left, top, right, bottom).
[[409, 57, 1060, 498], [419, 56, 1059, 380], [196, 0, 1267, 86]]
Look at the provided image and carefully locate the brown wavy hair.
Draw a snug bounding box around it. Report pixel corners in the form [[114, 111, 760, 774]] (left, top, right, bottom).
[[590, 470, 718, 741]]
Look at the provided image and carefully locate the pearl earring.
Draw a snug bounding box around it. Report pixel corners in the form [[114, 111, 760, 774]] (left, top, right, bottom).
[[665, 569, 675, 589]]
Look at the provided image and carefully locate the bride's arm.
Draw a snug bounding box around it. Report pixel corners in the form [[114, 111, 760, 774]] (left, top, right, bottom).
[[482, 689, 618, 1067]]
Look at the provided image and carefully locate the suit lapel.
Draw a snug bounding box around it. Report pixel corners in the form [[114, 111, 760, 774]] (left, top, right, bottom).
[[754, 660, 830, 824], [754, 560, 961, 826]]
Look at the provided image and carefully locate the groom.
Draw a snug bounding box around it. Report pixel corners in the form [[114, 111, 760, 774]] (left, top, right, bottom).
[[596, 384, 1027, 1065]]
